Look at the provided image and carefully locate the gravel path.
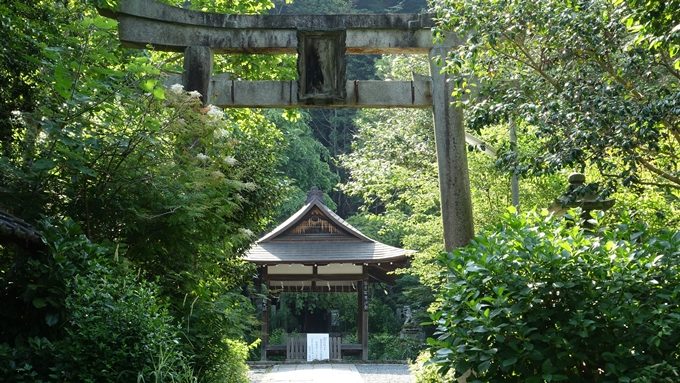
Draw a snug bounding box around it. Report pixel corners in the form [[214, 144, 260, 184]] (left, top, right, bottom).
[[248, 366, 269, 383], [248, 364, 414, 383], [356, 364, 414, 383]]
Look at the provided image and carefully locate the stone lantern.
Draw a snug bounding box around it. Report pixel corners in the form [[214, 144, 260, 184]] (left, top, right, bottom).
[[549, 172, 615, 227]]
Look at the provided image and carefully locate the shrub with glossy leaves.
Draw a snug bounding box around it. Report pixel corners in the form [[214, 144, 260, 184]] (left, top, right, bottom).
[[428, 208, 680, 382]]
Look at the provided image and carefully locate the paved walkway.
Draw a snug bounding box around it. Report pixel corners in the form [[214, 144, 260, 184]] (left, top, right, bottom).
[[255, 364, 361, 383], [249, 363, 414, 383], [249, 363, 415, 383], [356, 364, 414, 383]]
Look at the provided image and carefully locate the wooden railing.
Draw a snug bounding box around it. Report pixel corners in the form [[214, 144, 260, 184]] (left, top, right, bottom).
[[330, 336, 342, 360], [286, 334, 307, 360]]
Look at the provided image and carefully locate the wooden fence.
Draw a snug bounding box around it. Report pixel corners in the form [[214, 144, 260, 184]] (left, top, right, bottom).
[[285, 334, 343, 361]]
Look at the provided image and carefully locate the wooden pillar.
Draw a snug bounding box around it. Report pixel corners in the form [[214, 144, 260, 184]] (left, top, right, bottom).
[[356, 280, 362, 345], [358, 278, 369, 361], [183, 46, 213, 105], [260, 268, 269, 361], [429, 46, 475, 251]]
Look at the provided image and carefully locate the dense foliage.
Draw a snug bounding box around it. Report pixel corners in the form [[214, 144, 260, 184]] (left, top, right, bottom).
[[0, 0, 332, 381], [413, 3, 680, 378], [431, 0, 679, 194], [428, 209, 680, 382], [1, 219, 194, 383], [4, 0, 678, 379], [340, 55, 565, 291]]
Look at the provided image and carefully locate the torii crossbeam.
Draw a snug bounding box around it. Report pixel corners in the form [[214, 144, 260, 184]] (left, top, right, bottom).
[[100, 0, 474, 251]]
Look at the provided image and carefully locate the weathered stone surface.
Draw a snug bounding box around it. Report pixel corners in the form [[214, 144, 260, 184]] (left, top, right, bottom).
[[568, 172, 586, 185], [211, 79, 433, 108], [105, 0, 442, 54], [298, 30, 347, 104], [112, 0, 434, 29], [183, 46, 212, 105], [429, 47, 475, 250], [165, 74, 435, 108]]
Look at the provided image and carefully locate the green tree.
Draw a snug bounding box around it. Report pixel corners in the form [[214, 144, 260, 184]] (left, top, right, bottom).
[[615, 0, 680, 60], [432, 0, 680, 194], [340, 55, 563, 255], [267, 110, 340, 222], [339, 55, 566, 344]]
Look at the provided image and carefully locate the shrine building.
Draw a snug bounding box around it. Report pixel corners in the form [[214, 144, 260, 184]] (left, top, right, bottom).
[[244, 188, 413, 361]]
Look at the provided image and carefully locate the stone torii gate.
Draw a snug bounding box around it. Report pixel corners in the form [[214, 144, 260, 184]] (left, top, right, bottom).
[[100, 0, 474, 250]]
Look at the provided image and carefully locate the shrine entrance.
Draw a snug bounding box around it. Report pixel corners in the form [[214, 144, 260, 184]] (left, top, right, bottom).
[[101, 0, 476, 253], [101, 0, 479, 362], [245, 189, 411, 361]]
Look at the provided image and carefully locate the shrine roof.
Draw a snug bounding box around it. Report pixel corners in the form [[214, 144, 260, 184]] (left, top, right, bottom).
[[0, 210, 45, 249], [244, 190, 413, 264]]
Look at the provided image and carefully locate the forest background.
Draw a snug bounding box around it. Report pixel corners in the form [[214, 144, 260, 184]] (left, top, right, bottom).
[[0, 0, 677, 382]]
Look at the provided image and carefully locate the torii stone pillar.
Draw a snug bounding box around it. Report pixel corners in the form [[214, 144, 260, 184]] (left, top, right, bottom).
[[429, 47, 474, 250], [100, 0, 475, 253]]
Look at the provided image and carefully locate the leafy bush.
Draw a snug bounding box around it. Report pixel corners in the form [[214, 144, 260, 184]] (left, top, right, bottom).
[[429, 208, 680, 382], [57, 256, 191, 382], [0, 219, 193, 382], [369, 333, 422, 361], [268, 328, 288, 345], [202, 339, 252, 383], [180, 282, 257, 383], [410, 351, 454, 383]]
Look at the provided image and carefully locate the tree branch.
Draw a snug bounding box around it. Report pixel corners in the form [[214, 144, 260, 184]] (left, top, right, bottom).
[[634, 154, 680, 188], [638, 180, 680, 189], [660, 52, 680, 81], [498, 32, 562, 91], [491, 46, 560, 91], [592, 51, 645, 101], [147, 206, 181, 220], [665, 120, 680, 148]]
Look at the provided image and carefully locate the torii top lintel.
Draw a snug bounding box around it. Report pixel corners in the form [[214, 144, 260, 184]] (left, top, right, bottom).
[[100, 0, 444, 54], [99, 1, 475, 255]]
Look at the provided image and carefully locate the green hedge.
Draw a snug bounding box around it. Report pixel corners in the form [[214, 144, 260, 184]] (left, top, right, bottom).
[[428, 209, 680, 382]]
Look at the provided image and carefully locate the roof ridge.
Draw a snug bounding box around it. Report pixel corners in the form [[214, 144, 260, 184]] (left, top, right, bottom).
[[257, 198, 373, 243]]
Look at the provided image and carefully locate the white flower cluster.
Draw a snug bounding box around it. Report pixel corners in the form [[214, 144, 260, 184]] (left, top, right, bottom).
[[223, 156, 238, 166], [239, 228, 255, 237], [196, 153, 209, 161], [9, 110, 24, 124], [168, 84, 201, 99], [169, 83, 184, 95], [205, 105, 224, 120], [213, 128, 229, 139]]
